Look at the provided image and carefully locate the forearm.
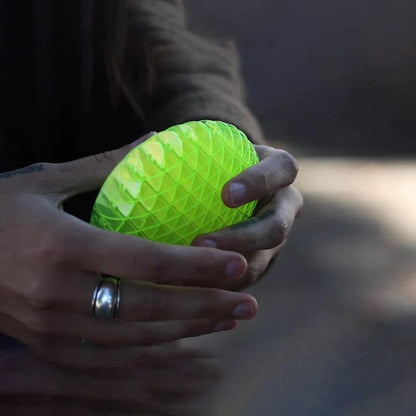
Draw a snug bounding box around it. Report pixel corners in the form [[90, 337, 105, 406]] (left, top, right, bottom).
[[125, 0, 265, 143]]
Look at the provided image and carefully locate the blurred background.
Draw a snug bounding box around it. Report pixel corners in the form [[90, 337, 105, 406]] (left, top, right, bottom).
[[185, 0, 416, 156], [184, 1, 416, 415]]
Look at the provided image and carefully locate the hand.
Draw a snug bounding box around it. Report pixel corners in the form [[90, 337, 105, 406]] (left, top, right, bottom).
[[193, 145, 303, 289], [0, 134, 257, 365], [0, 346, 219, 415]]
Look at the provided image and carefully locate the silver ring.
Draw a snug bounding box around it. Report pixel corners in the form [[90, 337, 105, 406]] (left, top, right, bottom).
[[92, 277, 120, 320]]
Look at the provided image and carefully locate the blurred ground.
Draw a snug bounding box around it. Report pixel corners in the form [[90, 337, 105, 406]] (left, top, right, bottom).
[[184, 0, 416, 156], [186, 158, 416, 415]]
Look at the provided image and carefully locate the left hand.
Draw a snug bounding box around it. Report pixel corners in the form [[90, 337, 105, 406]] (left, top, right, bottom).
[[192, 145, 303, 290]]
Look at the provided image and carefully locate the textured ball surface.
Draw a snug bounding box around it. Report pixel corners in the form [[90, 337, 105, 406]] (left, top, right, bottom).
[[90, 120, 259, 245]]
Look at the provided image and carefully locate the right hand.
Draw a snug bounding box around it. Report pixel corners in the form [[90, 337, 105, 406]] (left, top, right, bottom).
[[0, 134, 257, 366], [0, 346, 219, 416]]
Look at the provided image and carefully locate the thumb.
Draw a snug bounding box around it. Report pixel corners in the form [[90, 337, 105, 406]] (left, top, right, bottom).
[[52, 131, 156, 198]]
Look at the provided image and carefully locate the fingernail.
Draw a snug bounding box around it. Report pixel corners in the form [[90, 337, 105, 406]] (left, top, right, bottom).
[[203, 238, 217, 248], [232, 302, 254, 319], [226, 259, 245, 278], [229, 182, 247, 206], [214, 320, 236, 332], [130, 131, 157, 148]]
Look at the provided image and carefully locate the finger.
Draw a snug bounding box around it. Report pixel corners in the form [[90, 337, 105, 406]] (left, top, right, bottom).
[[35, 344, 218, 375], [0, 404, 96, 416], [13, 278, 255, 346], [242, 245, 282, 286], [13, 279, 246, 345], [46, 131, 156, 198], [12, 265, 256, 324], [0, 353, 213, 415], [0, 311, 45, 348], [193, 186, 303, 252], [3, 300, 237, 354], [0, 403, 209, 416], [73, 221, 248, 283], [222, 146, 299, 207], [189, 245, 283, 291], [29, 311, 238, 347], [0, 403, 210, 416], [117, 280, 257, 322]]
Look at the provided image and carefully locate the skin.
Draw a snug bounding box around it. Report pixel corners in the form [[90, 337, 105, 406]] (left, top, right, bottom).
[[0, 133, 302, 371], [0, 347, 219, 415], [0, 133, 256, 361], [0, 133, 302, 411], [193, 144, 303, 290]]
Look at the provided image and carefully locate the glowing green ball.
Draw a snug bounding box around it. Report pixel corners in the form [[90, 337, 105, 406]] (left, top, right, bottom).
[[90, 120, 258, 245]]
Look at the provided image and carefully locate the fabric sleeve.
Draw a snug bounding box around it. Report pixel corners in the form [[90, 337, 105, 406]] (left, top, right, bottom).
[[124, 0, 265, 143]]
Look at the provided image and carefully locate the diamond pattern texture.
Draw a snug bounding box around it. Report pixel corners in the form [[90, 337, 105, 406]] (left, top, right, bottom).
[[90, 120, 259, 245]]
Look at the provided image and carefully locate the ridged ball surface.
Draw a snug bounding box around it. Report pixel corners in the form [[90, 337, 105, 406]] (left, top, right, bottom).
[[90, 120, 259, 245]]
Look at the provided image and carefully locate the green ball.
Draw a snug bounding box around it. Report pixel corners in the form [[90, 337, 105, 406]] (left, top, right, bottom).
[[90, 120, 259, 245]]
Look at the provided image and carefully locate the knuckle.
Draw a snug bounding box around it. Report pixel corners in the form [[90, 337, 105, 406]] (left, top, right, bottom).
[[278, 150, 299, 179], [291, 186, 304, 211], [271, 217, 290, 246], [278, 217, 290, 236], [245, 262, 264, 284], [233, 229, 251, 246]]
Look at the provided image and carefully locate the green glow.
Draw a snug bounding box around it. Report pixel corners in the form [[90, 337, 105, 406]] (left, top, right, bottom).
[[91, 120, 259, 245]]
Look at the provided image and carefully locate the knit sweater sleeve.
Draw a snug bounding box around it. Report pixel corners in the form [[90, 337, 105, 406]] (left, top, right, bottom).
[[124, 0, 265, 143]]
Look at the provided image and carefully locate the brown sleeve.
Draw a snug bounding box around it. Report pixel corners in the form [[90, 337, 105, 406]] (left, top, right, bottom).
[[124, 0, 265, 143]]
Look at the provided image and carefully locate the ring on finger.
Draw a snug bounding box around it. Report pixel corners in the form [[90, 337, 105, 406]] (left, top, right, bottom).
[[91, 276, 121, 320]]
